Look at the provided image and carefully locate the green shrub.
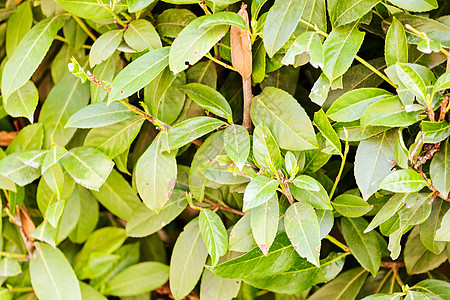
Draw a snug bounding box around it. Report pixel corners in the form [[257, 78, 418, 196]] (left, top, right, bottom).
[[0, 0, 449, 299]]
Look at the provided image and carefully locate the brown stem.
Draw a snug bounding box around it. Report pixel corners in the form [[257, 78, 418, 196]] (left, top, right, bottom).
[[242, 77, 253, 133], [203, 198, 245, 216], [278, 169, 295, 205], [381, 261, 405, 286], [439, 95, 448, 121]]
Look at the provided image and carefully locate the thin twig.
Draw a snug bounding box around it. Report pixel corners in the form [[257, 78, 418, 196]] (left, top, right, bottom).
[[325, 235, 350, 252], [203, 198, 245, 216], [242, 77, 253, 133], [381, 261, 405, 286], [278, 169, 295, 205]]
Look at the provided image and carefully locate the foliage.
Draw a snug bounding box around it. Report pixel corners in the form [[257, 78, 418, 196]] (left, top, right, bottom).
[[0, 0, 449, 299]]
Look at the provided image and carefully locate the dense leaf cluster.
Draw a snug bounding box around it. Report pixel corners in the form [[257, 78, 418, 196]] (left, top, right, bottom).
[[0, 0, 449, 299]]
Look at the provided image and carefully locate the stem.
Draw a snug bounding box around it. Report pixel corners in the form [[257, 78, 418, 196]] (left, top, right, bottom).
[[297, 18, 397, 88], [203, 198, 245, 216], [205, 53, 238, 72], [325, 235, 350, 252], [55, 36, 92, 49], [72, 15, 97, 41], [278, 169, 295, 205], [242, 77, 252, 132], [381, 262, 405, 287], [0, 251, 27, 259], [96, 0, 128, 28], [329, 129, 349, 200]]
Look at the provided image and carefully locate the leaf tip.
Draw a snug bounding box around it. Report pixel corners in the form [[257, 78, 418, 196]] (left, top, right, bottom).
[[258, 244, 269, 256]]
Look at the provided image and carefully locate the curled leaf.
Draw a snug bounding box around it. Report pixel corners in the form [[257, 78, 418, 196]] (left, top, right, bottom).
[[230, 3, 252, 79]]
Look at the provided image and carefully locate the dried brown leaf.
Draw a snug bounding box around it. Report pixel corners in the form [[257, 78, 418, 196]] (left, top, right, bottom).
[[230, 3, 252, 79]]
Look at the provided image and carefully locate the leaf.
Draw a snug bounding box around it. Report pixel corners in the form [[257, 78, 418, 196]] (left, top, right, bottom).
[[199, 209, 228, 266], [61, 147, 115, 191], [282, 31, 324, 68], [7, 123, 43, 154], [0, 258, 21, 277], [330, 0, 380, 27], [200, 266, 241, 300], [108, 47, 170, 103], [333, 194, 373, 218], [223, 125, 250, 171], [380, 169, 426, 193], [293, 175, 321, 191], [432, 71, 450, 97], [435, 207, 450, 241], [89, 29, 123, 68], [199, 11, 248, 30], [42, 146, 68, 174], [4, 80, 38, 124], [170, 218, 208, 300], [124, 19, 161, 52], [92, 169, 141, 221], [66, 102, 135, 129], [2, 15, 64, 101], [91, 51, 119, 103], [385, 17, 408, 67], [250, 87, 318, 151], [322, 22, 365, 82], [31, 221, 56, 247], [308, 268, 368, 300], [314, 109, 341, 155], [169, 16, 228, 74], [168, 117, 226, 150], [354, 129, 397, 200], [395, 63, 428, 101], [230, 4, 252, 79], [252, 123, 283, 174], [290, 181, 332, 210], [127, 0, 157, 12], [365, 194, 405, 233], [30, 243, 81, 300], [136, 134, 177, 213], [156, 8, 197, 38], [342, 217, 381, 275], [5, 1, 32, 57], [198, 158, 251, 184], [262, 0, 307, 57], [430, 141, 450, 199], [422, 121, 450, 144], [420, 200, 448, 254], [0, 153, 41, 186], [84, 115, 145, 159], [284, 201, 321, 266], [243, 176, 278, 212], [244, 252, 347, 295], [17, 150, 47, 169], [251, 194, 279, 256], [182, 83, 233, 122], [327, 88, 393, 122], [212, 232, 299, 279], [104, 262, 169, 296], [39, 72, 90, 147], [69, 186, 99, 244], [229, 214, 256, 252], [388, 0, 438, 12], [53, 0, 125, 19], [412, 279, 450, 298], [405, 226, 447, 275]]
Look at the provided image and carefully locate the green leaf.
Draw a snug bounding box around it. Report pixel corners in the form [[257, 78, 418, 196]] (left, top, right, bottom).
[[432, 71, 450, 97], [308, 268, 368, 300], [333, 194, 373, 218], [243, 176, 278, 212], [61, 146, 114, 191], [63, 18, 88, 52], [124, 19, 161, 52], [430, 141, 450, 199], [169, 16, 228, 74], [420, 200, 448, 254], [342, 217, 381, 275], [4, 80, 38, 124], [435, 207, 450, 241], [108, 47, 170, 103], [250, 87, 317, 151], [361, 96, 422, 129], [46, 200, 65, 228], [84, 115, 145, 159], [422, 121, 450, 143], [293, 175, 320, 191], [136, 134, 177, 213], [53, 0, 125, 19], [282, 31, 324, 68], [198, 157, 251, 185], [0, 153, 41, 186], [322, 22, 365, 82], [223, 125, 250, 171], [244, 252, 347, 295], [212, 232, 299, 279], [127, 190, 187, 237], [43, 164, 65, 199], [388, 0, 438, 12], [5, 1, 32, 57], [30, 243, 81, 300], [405, 226, 447, 275], [285, 201, 321, 266], [156, 8, 197, 38], [168, 117, 226, 150], [198, 12, 248, 30], [89, 29, 123, 68], [42, 146, 68, 174], [365, 194, 405, 233], [91, 51, 119, 103], [314, 109, 341, 155], [92, 169, 140, 220], [395, 63, 428, 101], [170, 218, 208, 300], [66, 102, 135, 129], [330, 0, 380, 27], [262, 0, 307, 57], [199, 209, 228, 266], [31, 221, 57, 247], [229, 214, 257, 252], [385, 17, 408, 67], [80, 282, 107, 300], [200, 266, 241, 300], [127, 0, 157, 12], [182, 83, 233, 122], [2, 15, 64, 101], [252, 123, 283, 174], [17, 150, 47, 169], [39, 72, 90, 147], [69, 186, 99, 244], [354, 129, 397, 200], [290, 181, 332, 210], [251, 195, 279, 256], [380, 169, 426, 193], [327, 88, 393, 122], [7, 123, 43, 154], [412, 279, 450, 298], [104, 262, 169, 296], [0, 258, 21, 277]]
